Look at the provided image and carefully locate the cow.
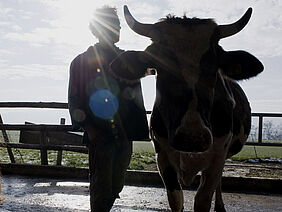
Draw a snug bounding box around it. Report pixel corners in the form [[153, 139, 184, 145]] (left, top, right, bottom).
[[110, 5, 264, 212]]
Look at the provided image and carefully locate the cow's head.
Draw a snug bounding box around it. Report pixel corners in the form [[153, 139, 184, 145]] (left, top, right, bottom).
[[111, 6, 263, 152]]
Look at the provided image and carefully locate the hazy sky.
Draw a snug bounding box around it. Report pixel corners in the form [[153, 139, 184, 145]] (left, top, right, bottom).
[[0, 0, 281, 124]]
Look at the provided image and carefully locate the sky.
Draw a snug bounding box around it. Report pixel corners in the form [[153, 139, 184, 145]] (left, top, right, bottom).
[[0, 0, 281, 124]]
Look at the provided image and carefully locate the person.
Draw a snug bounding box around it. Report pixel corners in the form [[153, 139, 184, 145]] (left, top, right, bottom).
[[68, 6, 149, 211]]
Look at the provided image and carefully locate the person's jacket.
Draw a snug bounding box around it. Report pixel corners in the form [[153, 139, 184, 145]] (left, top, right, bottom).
[[68, 44, 149, 141]]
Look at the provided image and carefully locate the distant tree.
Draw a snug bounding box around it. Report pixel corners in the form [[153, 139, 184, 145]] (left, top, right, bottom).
[[263, 121, 282, 141], [249, 124, 258, 141]]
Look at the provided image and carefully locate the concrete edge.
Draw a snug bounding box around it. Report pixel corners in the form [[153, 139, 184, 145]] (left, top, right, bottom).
[[1, 163, 281, 194]]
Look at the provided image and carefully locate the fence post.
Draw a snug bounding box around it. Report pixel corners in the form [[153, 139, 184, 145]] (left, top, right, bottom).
[[0, 114, 15, 163], [258, 115, 263, 145], [56, 118, 65, 166], [40, 129, 48, 165]]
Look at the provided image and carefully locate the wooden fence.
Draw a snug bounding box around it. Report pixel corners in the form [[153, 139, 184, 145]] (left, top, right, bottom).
[[0, 101, 282, 168]]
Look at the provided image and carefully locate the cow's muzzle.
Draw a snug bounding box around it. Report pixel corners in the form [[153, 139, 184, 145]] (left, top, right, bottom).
[[170, 127, 212, 152]]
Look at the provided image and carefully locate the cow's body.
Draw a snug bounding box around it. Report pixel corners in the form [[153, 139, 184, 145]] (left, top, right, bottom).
[[110, 6, 263, 212], [150, 76, 251, 211]]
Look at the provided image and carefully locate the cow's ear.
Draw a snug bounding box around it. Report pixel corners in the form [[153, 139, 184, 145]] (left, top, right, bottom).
[[219, 50, 264, 80]]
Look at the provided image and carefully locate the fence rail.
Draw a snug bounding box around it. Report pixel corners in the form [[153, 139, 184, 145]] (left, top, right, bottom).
[[0, 102, 68, 109], [0, 124, 73, 131], [0, 101, 282, 167], [1, 102, 282, 145], [0, 142, 87, 153]]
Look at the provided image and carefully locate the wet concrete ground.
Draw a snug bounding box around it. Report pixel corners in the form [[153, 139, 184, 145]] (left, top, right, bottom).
[[1, 175, 281, 212]]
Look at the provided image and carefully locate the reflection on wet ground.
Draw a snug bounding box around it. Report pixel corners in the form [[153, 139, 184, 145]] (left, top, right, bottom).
[[1, 175, 282, 212]]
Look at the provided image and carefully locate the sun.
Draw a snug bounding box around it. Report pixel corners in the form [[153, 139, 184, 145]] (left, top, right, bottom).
[[52, 0, 109, 46], [47, 0, 123, 51]]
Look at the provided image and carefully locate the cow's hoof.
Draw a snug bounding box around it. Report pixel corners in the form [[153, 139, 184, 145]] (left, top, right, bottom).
[[214, 204, 226, 212]]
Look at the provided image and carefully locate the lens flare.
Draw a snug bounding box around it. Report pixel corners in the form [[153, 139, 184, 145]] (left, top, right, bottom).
[[89, 89, 119, 119]]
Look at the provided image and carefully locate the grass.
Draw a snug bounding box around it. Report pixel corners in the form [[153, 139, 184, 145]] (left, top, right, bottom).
[[232, 145, 282, 160], [133, 141, 155, 153], [134, 141, 282, 159], [129, 152, 156, 170], [0, 147, 156, 170], [0, 141, 281, 171], [0, 148, 89, 167]]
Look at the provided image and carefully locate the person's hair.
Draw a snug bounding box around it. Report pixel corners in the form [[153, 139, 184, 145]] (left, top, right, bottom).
[[89, 6, 120, 39]]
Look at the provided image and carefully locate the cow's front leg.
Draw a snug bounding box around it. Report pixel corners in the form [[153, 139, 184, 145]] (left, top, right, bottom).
[[157, 151, 184, 212], [214, 176, 226, 212], [194, 160, 225, 212]]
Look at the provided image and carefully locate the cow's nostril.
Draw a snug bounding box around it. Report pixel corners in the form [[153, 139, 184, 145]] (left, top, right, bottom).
[[170, 132, 186, 151]]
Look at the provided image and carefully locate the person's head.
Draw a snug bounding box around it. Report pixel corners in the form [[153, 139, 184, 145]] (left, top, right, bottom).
[[89, 6, 120, 44]]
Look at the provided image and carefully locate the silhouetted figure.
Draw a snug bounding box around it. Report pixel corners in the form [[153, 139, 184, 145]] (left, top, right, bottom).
[[68, 6, 149, 211]]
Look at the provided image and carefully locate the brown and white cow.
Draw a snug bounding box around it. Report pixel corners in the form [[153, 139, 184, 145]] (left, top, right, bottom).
[[110, 5, 263, 212]]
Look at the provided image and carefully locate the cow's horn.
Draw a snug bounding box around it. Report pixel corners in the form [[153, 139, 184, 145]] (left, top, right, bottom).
[[218, 8, 252, 39], [124, 5, 154, 38]]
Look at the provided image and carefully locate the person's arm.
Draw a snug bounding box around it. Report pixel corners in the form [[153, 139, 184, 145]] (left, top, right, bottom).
[[68, 55, 87, 129]]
